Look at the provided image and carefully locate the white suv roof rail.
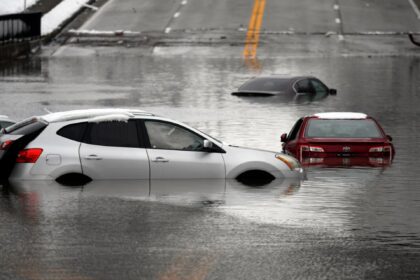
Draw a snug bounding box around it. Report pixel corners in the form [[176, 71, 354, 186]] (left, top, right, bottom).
[[42, 108, 154, 123]]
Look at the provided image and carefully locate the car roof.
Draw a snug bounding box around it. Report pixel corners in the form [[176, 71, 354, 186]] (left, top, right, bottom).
[[311, 112, 369, 119], [242, 75, 317, 84], [41, 108, 154, 123]]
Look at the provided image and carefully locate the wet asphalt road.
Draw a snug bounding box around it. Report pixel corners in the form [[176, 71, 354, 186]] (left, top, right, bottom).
[[1, 0, 420, 279]]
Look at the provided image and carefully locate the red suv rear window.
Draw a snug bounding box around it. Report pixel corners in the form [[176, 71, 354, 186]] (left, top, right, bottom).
[[305, 119, 383, 138]]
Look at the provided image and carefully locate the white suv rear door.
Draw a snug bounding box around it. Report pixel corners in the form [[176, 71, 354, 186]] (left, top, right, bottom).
[[79, 120, 149, 180]]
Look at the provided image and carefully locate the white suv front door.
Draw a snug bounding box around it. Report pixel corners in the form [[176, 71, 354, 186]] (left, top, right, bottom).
[[144, 120, 225, 179]]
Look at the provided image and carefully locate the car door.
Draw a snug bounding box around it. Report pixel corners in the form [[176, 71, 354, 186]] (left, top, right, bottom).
[[143, 120, 225, 179], [284, 118, 303, 158], [79, 120, 150, 180]]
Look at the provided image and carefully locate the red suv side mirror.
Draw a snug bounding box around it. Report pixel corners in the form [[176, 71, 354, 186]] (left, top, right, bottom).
[[280, 133, 287, 142]]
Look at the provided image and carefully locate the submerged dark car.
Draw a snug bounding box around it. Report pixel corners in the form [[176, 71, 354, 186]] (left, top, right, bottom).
[[231, 76, 337, 98]]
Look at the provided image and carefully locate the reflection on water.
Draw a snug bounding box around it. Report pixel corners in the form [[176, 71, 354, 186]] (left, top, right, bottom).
[[1, 53, 420, 277]]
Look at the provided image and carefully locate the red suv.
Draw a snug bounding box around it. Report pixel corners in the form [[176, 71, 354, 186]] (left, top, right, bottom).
[[281, 112, 395, 167]]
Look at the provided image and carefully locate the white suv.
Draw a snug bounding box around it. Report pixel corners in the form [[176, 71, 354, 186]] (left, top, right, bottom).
[[0, 109, 302, 184]]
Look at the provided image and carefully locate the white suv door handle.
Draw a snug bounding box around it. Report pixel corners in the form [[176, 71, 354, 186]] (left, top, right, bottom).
[[152, 156, 169, 163], [85, 155, 103, 160]]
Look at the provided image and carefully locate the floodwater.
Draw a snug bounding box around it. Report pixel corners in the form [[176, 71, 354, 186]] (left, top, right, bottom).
[[1, 50, 420, 278]]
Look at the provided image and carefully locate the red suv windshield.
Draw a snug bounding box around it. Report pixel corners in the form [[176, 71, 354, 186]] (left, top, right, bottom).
[[305, 119, 383, 138]]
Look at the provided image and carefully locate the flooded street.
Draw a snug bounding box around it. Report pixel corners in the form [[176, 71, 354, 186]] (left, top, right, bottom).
[[1, 48, 420, 278], [1, 0, 420, 276]]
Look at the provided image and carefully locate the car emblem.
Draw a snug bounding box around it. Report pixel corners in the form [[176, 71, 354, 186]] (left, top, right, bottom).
[[342, 146, 351, 152]]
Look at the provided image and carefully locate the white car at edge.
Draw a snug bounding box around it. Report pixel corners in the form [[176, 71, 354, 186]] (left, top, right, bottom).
[[0, 109, 303, 184]]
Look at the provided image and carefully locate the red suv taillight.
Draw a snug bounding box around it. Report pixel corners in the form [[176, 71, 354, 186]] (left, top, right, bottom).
[[300, 145, 325, 161], [16, 148, 43, 163], [369, 146, 391, 153], [369, 146, 392, 160], [0, 140, 14, 150]]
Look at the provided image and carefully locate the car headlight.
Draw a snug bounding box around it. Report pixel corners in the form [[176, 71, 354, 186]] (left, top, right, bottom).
[[275, 153, 301, 171]]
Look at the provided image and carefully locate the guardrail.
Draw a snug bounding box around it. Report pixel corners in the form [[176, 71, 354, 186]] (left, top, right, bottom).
[[0, 12, 42, 44]]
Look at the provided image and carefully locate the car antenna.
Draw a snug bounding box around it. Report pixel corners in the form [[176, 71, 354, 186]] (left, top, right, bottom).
[[43, 108, 54, 114]]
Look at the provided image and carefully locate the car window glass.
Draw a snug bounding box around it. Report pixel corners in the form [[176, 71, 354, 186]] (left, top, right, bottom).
[[295, 79, 314, 93], [57, 122, 87, 142], [310, 79, 328, 95], [288, 118, 303, 140], [145, 121, 204, 151], [85, 121, 139, 148], [239, 78, 289, 92], [305, 119, 383, 138]]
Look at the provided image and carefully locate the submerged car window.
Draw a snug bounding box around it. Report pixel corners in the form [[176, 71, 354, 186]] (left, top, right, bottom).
[[295, 79, 314, 93], [57, 122, 87, 142], [310, 79, 328, 95], [305, 119, 383, 138], [145, 121, 205, 151], [239, 78, 290, 92], [85, 121, 139, 148]]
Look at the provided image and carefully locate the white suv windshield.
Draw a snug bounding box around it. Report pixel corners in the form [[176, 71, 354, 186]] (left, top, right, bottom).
[[306, 119, 383, 138]]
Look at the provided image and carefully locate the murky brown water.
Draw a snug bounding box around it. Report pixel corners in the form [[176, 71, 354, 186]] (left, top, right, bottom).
[[1, 51, 420, 278]]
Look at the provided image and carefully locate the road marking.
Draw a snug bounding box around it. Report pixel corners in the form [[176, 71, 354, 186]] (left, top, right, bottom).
[[163, 0, 188, 34], [333, 0, 344, 41], [243, 0, 266, 58], [408, 0, 420, 19]]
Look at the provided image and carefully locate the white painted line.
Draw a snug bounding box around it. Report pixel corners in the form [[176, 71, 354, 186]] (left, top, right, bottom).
[[408, 0, 420, 19], [164, 27, 171, 33], [181, 0, 188, 5], [333, 4, 339, 10], [335, 18, 341, 24], [174, 12, 180, 18]]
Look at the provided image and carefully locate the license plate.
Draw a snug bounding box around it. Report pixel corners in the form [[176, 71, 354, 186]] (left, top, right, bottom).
[[337, 153, 351, 157]]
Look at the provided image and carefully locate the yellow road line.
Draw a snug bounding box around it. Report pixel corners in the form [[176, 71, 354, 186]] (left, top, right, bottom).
[[243, 0, 266, 58]]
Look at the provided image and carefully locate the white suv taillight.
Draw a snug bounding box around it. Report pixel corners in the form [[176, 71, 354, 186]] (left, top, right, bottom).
[[16, 148, 43, 163]]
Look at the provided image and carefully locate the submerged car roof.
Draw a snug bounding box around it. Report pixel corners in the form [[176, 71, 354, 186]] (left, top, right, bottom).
[[311, 112, 368, 119]]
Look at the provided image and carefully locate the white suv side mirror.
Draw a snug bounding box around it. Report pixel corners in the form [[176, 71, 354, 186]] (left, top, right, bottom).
[[203, 140, 213, 149]]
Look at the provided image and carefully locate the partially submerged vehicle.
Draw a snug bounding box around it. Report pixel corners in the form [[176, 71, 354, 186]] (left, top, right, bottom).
[[231, 76, 337, 98], [0, 108, 303, 185], [281, 112, 394, 168]]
